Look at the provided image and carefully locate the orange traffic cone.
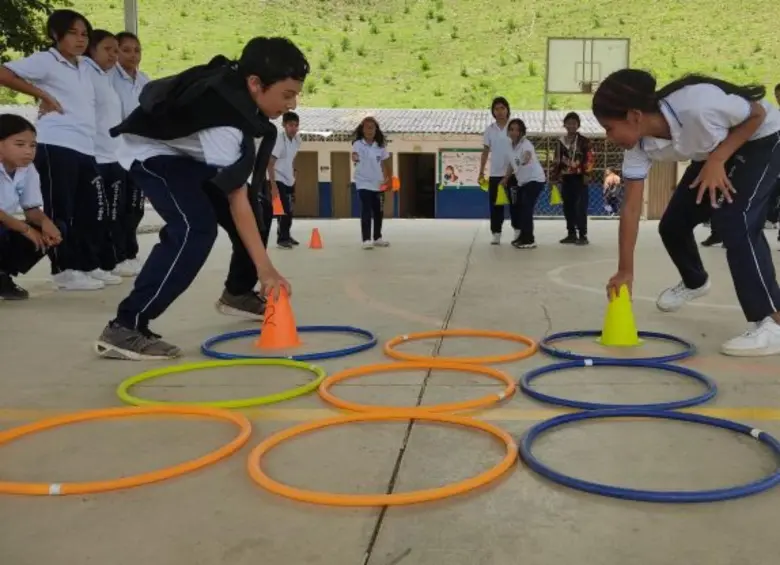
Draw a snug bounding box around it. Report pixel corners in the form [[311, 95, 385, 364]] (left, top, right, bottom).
[[255, 287, 301, 349], [309, 227, 323, 249], [272, 195, 285, 216]]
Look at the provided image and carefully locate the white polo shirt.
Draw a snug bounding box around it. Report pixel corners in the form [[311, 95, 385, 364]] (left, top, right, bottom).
[[507, 138, 546, 185], [622, 83, 780, 180], [271, 129, 301, 186], [482, 121, 511, 177], [3, 49, 97, 156], [110, 65, 150, 119], [0, 163, 43, 215], [115, 127, 244, 171], [352, 139, 389, 191], [84, 58, 123, 165]]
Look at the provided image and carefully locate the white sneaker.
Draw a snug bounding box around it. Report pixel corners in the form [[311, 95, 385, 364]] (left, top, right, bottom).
[[721, 317, 780, 357], [491, 233, 500, 245], [53, 270, 105, 291], [656, 279, 711, 312], [513, 229, 521, 241], [362, 241, 374, 249], [373, 239, 390, 247], [113, 259, 142, 277], [88, 268, 123, 286]]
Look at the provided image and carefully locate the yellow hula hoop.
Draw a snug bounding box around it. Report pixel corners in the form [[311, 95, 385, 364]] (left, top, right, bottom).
[[116, 359, 327, 409]]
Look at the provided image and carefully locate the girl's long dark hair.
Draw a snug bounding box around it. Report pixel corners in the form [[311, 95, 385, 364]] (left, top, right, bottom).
[[592, 69, 766, 120], [0, 114, 36, 140], [507, 118, 526, 139], [354, 117, 386, 147], [86, 29, 116, 60], [47, 9, 93, 47]]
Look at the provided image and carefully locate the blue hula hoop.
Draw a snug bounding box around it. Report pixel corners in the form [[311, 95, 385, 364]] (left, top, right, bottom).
[[200, 325, 378, 361], [519, 408, 780, 503], [540, 330, 696, 363], [519, 359, 717, 411]]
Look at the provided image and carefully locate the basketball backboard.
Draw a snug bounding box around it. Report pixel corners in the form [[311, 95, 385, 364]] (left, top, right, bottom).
[[545, 37, 630, 94]]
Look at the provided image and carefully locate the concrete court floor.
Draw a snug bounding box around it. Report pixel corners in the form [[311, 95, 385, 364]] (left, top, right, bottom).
[[1, 217, 780, 565]]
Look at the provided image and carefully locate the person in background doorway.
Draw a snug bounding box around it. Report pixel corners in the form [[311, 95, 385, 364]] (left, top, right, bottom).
[[110, 31, 150, 277], [268, 111, 301, 249], [0, 9, 113, 291], [478, 96, 512, 244], [553, 111, 594, 245], [0, 115, 62, 299], [602, 168, 622, 216], [85, 30, 125, 281], [500, 118, 545, 249], [352, 116, 391, 249]]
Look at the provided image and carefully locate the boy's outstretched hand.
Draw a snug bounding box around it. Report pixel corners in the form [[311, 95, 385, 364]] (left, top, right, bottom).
[[259, 267, 292, 301]]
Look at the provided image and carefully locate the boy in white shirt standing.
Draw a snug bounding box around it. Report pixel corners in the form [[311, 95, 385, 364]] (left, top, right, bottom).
[[267, 111, 301, 249]]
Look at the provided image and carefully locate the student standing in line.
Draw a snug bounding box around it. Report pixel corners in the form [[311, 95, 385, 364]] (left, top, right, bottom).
[[0, 115, 62, 299], [593, 69, 780, 357], [0, 9, 114, 290], [84, 30, 126, 280], [110, 31, 150, 277], [478, 97, 512, 244], [352, 117, 391, 249], [552, 112, 594, 245], [94, 37, 308, 360], [500, 118, 545, 249], [267, 111, 301, 249]]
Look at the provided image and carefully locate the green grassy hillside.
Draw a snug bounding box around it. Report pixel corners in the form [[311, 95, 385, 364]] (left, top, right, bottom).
[[10, 0, 780, 108]]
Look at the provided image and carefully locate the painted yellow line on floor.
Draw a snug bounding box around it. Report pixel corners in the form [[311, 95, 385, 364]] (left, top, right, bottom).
[[2, 406, 780, 422]]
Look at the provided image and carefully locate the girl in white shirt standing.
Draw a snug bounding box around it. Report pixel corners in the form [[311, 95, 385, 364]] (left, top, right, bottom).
[[84, 30, 125, 281], [593, 69, 780, 357], [478, 97, 512, 244], [500, 118, 546, 249], [0, 9, 114, 291], [352, 117, 391, 249], [111, 31, 150, 276], [0, 115, 62, 299]]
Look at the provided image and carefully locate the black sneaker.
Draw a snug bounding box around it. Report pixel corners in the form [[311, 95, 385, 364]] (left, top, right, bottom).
[[701, 234, 723, 247], [512, 239, 537, 249], [290, 237, 300, 246], [560, 235, 577, 244], [216, 289, 266, 320], [94, 321, 182, 360], [0, 273, 29, 300], [576, 235, 589, 245], [277, 240, 294, 249]]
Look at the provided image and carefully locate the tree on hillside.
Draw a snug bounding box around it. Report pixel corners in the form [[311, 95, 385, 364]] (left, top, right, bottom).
[[1, 0, 69, 103]]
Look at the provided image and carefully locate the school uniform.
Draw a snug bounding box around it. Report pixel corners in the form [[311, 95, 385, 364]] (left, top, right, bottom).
[[352, 139, 390, 247], [623, 83, 780, 356], [0, 163, 49, 298], [482, 122, 511, 241], [85, 58, 125, 278], [95, 55, 278, 360], [554, 133, 592, 244], [506, 138, 545, 248], [111, 65, 150, 270], [3, 48, 108, 290], [271, 129, 301, 247]]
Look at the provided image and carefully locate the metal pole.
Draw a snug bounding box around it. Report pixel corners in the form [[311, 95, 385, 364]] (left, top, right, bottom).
[[124, 0, 139, 35]]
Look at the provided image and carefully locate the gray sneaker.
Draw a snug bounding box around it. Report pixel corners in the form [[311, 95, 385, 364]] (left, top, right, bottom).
[[215, 290, 266, 320], [94, 322, 182, 360]]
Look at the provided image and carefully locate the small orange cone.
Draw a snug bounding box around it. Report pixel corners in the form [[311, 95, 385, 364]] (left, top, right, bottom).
[[272, 195, 285, 216], [255, 287, 301, 349], [309, 227, 323, 249]]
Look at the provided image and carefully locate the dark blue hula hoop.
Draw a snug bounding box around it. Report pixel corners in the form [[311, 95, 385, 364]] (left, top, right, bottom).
[[519, 408, 780, 503], [200, 325, 377, 361], [519, 359, 717, 411], [539, 330, 696, 363]]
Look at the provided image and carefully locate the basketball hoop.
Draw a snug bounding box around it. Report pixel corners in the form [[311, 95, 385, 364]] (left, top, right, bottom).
[[579, 80, 595, 94]]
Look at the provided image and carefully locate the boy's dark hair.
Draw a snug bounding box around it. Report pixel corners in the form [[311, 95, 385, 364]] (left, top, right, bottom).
[[238, 37, 309, 88], [47, 9, 92, 45], [353, 117, 386, 147], [116, 31, 140, 45], [563, 111, 581, 126], [507, 118, 526, 137], [282, 111, 299, 124], [87, 29, 116, 59], [592, 69, 766, 120], [0, 114, 36, 140], [490, 96, 510, 119], [775, 83, 780, 91]]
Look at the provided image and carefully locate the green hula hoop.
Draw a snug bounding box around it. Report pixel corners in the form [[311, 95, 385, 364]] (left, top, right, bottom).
[[116, 359, 327, 409]]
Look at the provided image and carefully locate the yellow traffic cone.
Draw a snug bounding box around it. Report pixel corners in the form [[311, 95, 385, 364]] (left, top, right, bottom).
[[550, 184, 562, 205], [598, 284, 641, 347], [495, 184, 509, 205]]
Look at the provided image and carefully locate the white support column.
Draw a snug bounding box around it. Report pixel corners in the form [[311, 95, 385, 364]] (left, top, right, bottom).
[[124, 0, 139, 35]]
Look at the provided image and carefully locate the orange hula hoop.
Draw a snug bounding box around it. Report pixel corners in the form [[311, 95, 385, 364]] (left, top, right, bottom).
[[383, 329, 538, 364], [319, 361, 515, 413], [246, 410, 517, 506], [0, 405, 252, 496]]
